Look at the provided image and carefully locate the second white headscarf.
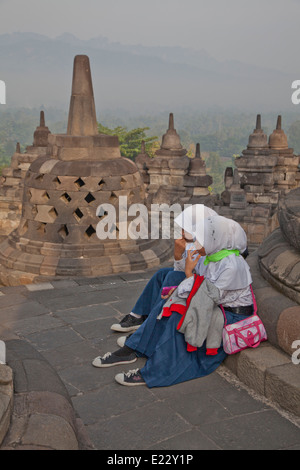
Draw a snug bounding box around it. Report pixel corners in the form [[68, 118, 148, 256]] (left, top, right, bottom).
[[193, 215, 251, 290]]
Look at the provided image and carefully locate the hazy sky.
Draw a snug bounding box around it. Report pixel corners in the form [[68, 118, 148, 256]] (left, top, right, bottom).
[[0, 0, 299, 73]]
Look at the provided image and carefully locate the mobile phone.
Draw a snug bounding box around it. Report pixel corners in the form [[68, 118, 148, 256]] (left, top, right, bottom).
[[186, 242, 199, 261], [185, 242, 196, 251]]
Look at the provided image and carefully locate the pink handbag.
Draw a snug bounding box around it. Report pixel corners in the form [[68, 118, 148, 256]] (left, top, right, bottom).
[[220, 286, 267, 355]]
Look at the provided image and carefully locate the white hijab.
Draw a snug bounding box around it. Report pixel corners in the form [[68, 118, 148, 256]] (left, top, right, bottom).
[[196, 215, 248, 255], [193, 215, 251, 290], [174, 204, 217, 238]]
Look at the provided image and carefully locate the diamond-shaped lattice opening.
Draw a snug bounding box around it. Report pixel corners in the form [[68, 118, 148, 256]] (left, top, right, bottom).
[[49, 207, 58, 221], [85, 193, 96, 204], [97, 210, 108, 218], [60, 192, 72, 204], [73, 208, 84, 222], [112, 223, 119, 233], [44, 191, 50, 200], [98, 179, 105, 189], [109, 192, 118, 204], [85, 225, 96, 238], [120, 177, 127, 188], [75, 177, 85, 188], [53, 176, 61, 185], [58, 224, 69, 239], [35, 174, 44, 182], [37, 222, 47, 235]]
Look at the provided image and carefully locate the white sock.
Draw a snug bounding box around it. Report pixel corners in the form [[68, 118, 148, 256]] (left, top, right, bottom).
[[130, 312, 141, 318]]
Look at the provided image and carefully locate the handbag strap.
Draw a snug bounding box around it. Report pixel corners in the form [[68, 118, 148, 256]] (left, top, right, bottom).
[[250, 285, 257, 314]]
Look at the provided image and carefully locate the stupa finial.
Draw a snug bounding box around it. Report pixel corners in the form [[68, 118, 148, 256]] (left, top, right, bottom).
[[256, 114, 261, 130], [169, 113, 174, 130], [40, 110, 45, 127], [67, 55, 98, 136], [276, 115, 282, 130]]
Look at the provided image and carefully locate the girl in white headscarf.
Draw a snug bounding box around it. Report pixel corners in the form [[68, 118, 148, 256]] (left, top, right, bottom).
[[94, 204, 217, 337], [176, 215, 252, 307], [93, 211, 254, 388]]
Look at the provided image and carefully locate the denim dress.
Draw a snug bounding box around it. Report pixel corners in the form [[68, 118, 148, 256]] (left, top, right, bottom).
[[126, 267, 251, 388]]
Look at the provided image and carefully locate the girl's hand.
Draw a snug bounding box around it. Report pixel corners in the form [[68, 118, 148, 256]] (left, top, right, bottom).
[[185, 250, 201, 278], [161, 287, 176, 299]]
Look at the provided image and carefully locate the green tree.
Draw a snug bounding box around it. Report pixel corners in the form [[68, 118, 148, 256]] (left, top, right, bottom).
[[98, 123, 157, 160], [204, 151, 227, 195]]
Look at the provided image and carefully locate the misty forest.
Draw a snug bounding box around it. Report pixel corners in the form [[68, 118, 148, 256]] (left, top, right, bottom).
[[1, 32, 300, 194], [1, 107, 300, 195]]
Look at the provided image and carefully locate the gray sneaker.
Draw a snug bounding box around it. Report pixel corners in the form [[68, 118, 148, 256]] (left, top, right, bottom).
[[115, 369, 146, 386], [92, 351, 137, 368], [111, 314, 144, 333]]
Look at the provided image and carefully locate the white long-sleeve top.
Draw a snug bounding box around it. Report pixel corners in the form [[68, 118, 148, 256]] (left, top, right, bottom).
[[174, 254, 253, 307]]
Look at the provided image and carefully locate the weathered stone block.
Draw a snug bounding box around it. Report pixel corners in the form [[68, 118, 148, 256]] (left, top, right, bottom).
[[265, 363, 300, 416], [236, 343, 290, 395], [277, 306, 300, 356]]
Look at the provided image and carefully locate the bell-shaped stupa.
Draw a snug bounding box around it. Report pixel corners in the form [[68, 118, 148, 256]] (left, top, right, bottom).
[[247, 114, 268, 149], [269, 115, 288, 150], [0, 55, 171, 285], [186, 143, 212, 197], [158, 113, 185, 154], [146, 113, 190, 204]]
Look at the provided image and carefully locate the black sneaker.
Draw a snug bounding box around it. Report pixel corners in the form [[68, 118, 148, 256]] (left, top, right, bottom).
[[111, 314, 144, 332], [92, 351, 137, 368], [115, 369, 146, 386]]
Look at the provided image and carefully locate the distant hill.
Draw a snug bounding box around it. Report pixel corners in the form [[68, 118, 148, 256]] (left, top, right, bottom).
[[0, 32, 295, 113]]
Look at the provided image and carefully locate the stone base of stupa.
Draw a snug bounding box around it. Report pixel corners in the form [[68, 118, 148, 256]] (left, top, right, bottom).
[[0, 235, 172, 286]]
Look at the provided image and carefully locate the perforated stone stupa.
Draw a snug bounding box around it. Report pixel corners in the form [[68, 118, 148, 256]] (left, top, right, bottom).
[[0, 111, 51, 238], [0, 55, 171, 285]]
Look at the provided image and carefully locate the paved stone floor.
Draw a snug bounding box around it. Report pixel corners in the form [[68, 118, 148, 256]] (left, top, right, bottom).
[[0, 268, 300, 450]]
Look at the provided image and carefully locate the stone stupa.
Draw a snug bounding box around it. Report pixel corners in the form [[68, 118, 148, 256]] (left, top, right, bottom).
[[146, 113, 190, 204], [0, 55, 171, 285], [186, 143, 212, 197], [0, 111, 51, 238]]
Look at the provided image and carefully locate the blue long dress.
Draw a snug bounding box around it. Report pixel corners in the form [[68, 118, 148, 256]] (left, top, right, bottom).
[[126, 268, 252, 388]]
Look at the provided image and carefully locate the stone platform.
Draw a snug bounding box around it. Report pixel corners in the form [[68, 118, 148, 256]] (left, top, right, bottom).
[[0, 262, 299, 450]]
